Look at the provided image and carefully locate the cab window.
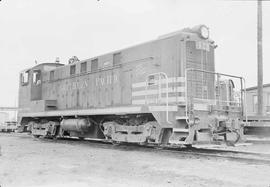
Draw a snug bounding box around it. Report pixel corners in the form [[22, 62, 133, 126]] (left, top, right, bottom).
[[21, 70, 29, 86], [50, 71, 55, 81], [70, 65, 76, 75], [80, 62, 87, 73], [113, 52, 121, 65], [91, 59, 98, 72], [32, 70, 41, 85]]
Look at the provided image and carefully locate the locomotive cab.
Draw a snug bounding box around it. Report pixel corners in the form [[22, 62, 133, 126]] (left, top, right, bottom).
[[18, 63, 64, 128]]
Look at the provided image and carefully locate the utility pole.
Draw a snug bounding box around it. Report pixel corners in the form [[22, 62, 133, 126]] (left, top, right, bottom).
[[257, 0, 263, 116]]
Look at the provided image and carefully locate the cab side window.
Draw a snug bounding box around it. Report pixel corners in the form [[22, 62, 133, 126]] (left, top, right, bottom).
[[113, 52, 121, 65], [33, 70, 41, 85], [21, 70, 29, 86], [50, 71, 55, 81], [91, 59, 98, 72], [80, 62, 87, 73], [70, 65, 76, 75]]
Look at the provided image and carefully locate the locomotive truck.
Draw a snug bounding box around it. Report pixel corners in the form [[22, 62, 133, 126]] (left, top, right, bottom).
[[18, 25, 246, 146]]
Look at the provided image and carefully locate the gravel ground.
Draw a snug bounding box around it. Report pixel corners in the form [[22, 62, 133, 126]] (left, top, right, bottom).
[[1, 133, 270, 187]]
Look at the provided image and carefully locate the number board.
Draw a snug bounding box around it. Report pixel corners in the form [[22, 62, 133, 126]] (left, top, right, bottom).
[[196, 41, 210, 51]]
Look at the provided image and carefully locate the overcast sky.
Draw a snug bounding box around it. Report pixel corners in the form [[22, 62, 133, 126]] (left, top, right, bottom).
[[0, 0, 270, 109]]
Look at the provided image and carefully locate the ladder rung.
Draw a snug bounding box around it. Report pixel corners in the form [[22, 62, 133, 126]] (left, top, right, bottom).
[[175, 116, 188, 120], [173, 128, 189, 133], [169, 140, 187, 144]]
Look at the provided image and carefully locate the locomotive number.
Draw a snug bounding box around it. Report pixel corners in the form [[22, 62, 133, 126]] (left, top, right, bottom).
[[196, 41, 210, 51]]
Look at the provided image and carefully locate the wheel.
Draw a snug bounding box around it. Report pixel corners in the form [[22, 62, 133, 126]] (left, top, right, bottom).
[[112, 141, 121, 146]]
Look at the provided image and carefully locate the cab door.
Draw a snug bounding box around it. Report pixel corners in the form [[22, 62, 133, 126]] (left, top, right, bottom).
[[31, 69, 42, 100]]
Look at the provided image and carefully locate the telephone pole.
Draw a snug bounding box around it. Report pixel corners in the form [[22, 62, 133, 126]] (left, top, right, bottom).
[[257, 0, 263, 116]]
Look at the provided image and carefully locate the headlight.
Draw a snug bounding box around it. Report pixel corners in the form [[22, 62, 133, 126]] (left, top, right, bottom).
[[200, 25, 209, 39]]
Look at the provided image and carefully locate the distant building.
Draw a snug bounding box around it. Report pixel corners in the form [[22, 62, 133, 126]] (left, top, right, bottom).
[[246, 84, 270, 116], [0, 112, 9, 124]]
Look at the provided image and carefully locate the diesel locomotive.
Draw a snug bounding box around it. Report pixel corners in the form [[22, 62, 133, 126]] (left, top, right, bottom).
[[18, 25, 246, 146]]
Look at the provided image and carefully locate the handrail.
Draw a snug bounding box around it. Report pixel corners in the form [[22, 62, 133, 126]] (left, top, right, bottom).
[[186, 68, 244, 80], [185, 68, 246, 124], [146, 72, 171, 124], [242, 77, 248, 123], [185, 69, 189, 125]]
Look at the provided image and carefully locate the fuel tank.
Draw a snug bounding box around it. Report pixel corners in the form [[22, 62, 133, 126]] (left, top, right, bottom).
[[60, 118, 92, 132]]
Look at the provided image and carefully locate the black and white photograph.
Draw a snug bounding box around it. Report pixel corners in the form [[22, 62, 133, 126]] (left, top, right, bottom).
[[0, 0, 270, 186]]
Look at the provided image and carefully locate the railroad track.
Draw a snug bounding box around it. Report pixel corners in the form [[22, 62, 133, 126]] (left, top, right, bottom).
[[42, 137, 270, 165], [163, 147, 270, 165], [6, 132, 270, 164]]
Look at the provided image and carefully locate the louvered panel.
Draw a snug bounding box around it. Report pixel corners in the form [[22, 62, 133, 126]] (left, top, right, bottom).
[[186, 41, 215, 100]]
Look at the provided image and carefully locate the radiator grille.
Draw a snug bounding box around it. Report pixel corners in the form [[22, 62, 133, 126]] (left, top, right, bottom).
[[186, 41, 215, 100]]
